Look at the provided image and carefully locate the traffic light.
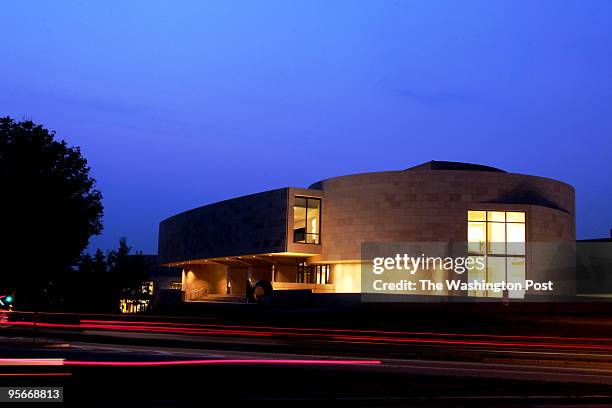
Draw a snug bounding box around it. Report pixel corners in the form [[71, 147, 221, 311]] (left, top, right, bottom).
[[0, 295, 12, 307]]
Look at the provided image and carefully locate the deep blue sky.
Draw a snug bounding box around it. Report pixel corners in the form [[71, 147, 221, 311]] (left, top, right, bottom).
[[1, 1, 611, 253]]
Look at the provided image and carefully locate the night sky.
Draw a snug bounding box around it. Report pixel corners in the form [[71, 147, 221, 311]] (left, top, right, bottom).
[[1, 1, 611, 253]]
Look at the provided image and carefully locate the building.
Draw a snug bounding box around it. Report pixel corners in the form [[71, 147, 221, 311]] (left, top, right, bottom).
[[576, 230, 612, 296], [158, 161, 576, 302], [119, 255, 182, 313]]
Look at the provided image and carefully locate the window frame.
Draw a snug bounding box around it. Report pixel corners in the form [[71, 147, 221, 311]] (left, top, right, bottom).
[[296, 263, 330, 284], [467, 210, 527, 298], [293, 196, 322, 245]]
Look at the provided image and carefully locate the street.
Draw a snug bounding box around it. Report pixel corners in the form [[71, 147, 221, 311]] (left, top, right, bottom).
[[1, 310, 612, 406]]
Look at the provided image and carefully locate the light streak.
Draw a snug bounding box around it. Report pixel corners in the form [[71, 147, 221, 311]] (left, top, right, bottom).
[[63, 358, 382, 367]]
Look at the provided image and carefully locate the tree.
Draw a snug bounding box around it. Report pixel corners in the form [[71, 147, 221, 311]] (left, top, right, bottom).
[[78, 253, 94, 273], [107, 237, 150, 312], [107, 237, 147, 286], [107, 237, 131, 275], [0, 117, 103, 307], [92, 249, 107, 274]]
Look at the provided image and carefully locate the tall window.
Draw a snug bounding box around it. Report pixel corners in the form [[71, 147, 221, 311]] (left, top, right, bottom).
[[468, 210, 526, 298], [296, 262, 310, 283], [293, 197, 321, 244], [314, 265, 330, 284]]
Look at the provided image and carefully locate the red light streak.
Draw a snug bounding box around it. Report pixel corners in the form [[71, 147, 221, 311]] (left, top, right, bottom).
[[331, 335, 612, 351], [0, 358, 64, 366], [0, 357, 380, 368], [0, 373, 71, 376], [6, 316, 612, 351], [2, 321, 272, 337], [78, 319, 612, 343], [63, 359, 381, 367]]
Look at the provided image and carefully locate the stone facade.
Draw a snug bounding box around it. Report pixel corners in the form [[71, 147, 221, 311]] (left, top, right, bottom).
[[310, 168, 574, 262], [158, 161, 576, 298], [159, 188, 289, 263]]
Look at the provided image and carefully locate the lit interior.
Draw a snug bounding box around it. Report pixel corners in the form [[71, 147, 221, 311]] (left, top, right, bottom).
[[467, 210, 526, 299]]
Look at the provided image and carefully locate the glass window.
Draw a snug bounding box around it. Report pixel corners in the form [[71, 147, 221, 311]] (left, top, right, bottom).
[[293, 197, 307, 243], [486, 257, 505, 298], [315, 265, 330, 284], [293, 197, 321, 244], [467, 210, 526, 299], [507, 257, 526, 299], [306, 198, 321, 244], [507, 222, 526, 255], [487, 211, 505, 222], [296, 264, 330, 284], [506, 212, 525, 223], [468, 210, 486, 221], [467, 256, 486, 297], [468, 222, 486, 254], [296, 262, 309, 283], [487, 222, 506, 255]]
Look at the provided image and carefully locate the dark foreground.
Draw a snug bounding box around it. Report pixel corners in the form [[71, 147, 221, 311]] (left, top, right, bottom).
[[4, 361, 612, 407], [1, 302, 612, 406]]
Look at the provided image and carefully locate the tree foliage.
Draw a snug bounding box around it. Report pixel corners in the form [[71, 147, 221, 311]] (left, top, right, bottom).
[[76, 238, 150, 311], [0, 117, 103, 300], [107, 237, 148, 293]]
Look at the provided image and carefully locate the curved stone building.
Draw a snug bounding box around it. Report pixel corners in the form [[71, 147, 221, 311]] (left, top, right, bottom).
[[158, 161, 576, 301]]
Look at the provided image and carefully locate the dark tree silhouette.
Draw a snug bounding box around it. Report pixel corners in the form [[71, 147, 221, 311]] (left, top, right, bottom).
[[106, 237, 132, 275], [0, 117, 103, 307], [78, 253, 94, 273], [72, 239, 150, 313], [92, 249, 107, 274], [105, 237, 150, 311], [107, 237, 148, 289]]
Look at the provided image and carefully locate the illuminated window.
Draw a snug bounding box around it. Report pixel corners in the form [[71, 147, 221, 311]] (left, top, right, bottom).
[[296, 262, 310, 283], [315, 265, 330, 284], [467, 210, 486, 221], [170, 282, 182, 290], [119, 299, 151, 314], [507, 222, 526, 256], [468, 222, 486, 253], [467, 256, 486, 297], [506, 212, 525, 223], [487, 211, 505, 222], [467, 210, 526, 298], [507, 257, 526, 299], [293, 197, 321, 244], [485, 257, 505, 298], [296, 263, 330, 284], [487, 222, 506, 254]]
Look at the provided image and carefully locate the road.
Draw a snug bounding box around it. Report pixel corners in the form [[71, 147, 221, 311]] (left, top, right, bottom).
[[1, 311, 612, 406]]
